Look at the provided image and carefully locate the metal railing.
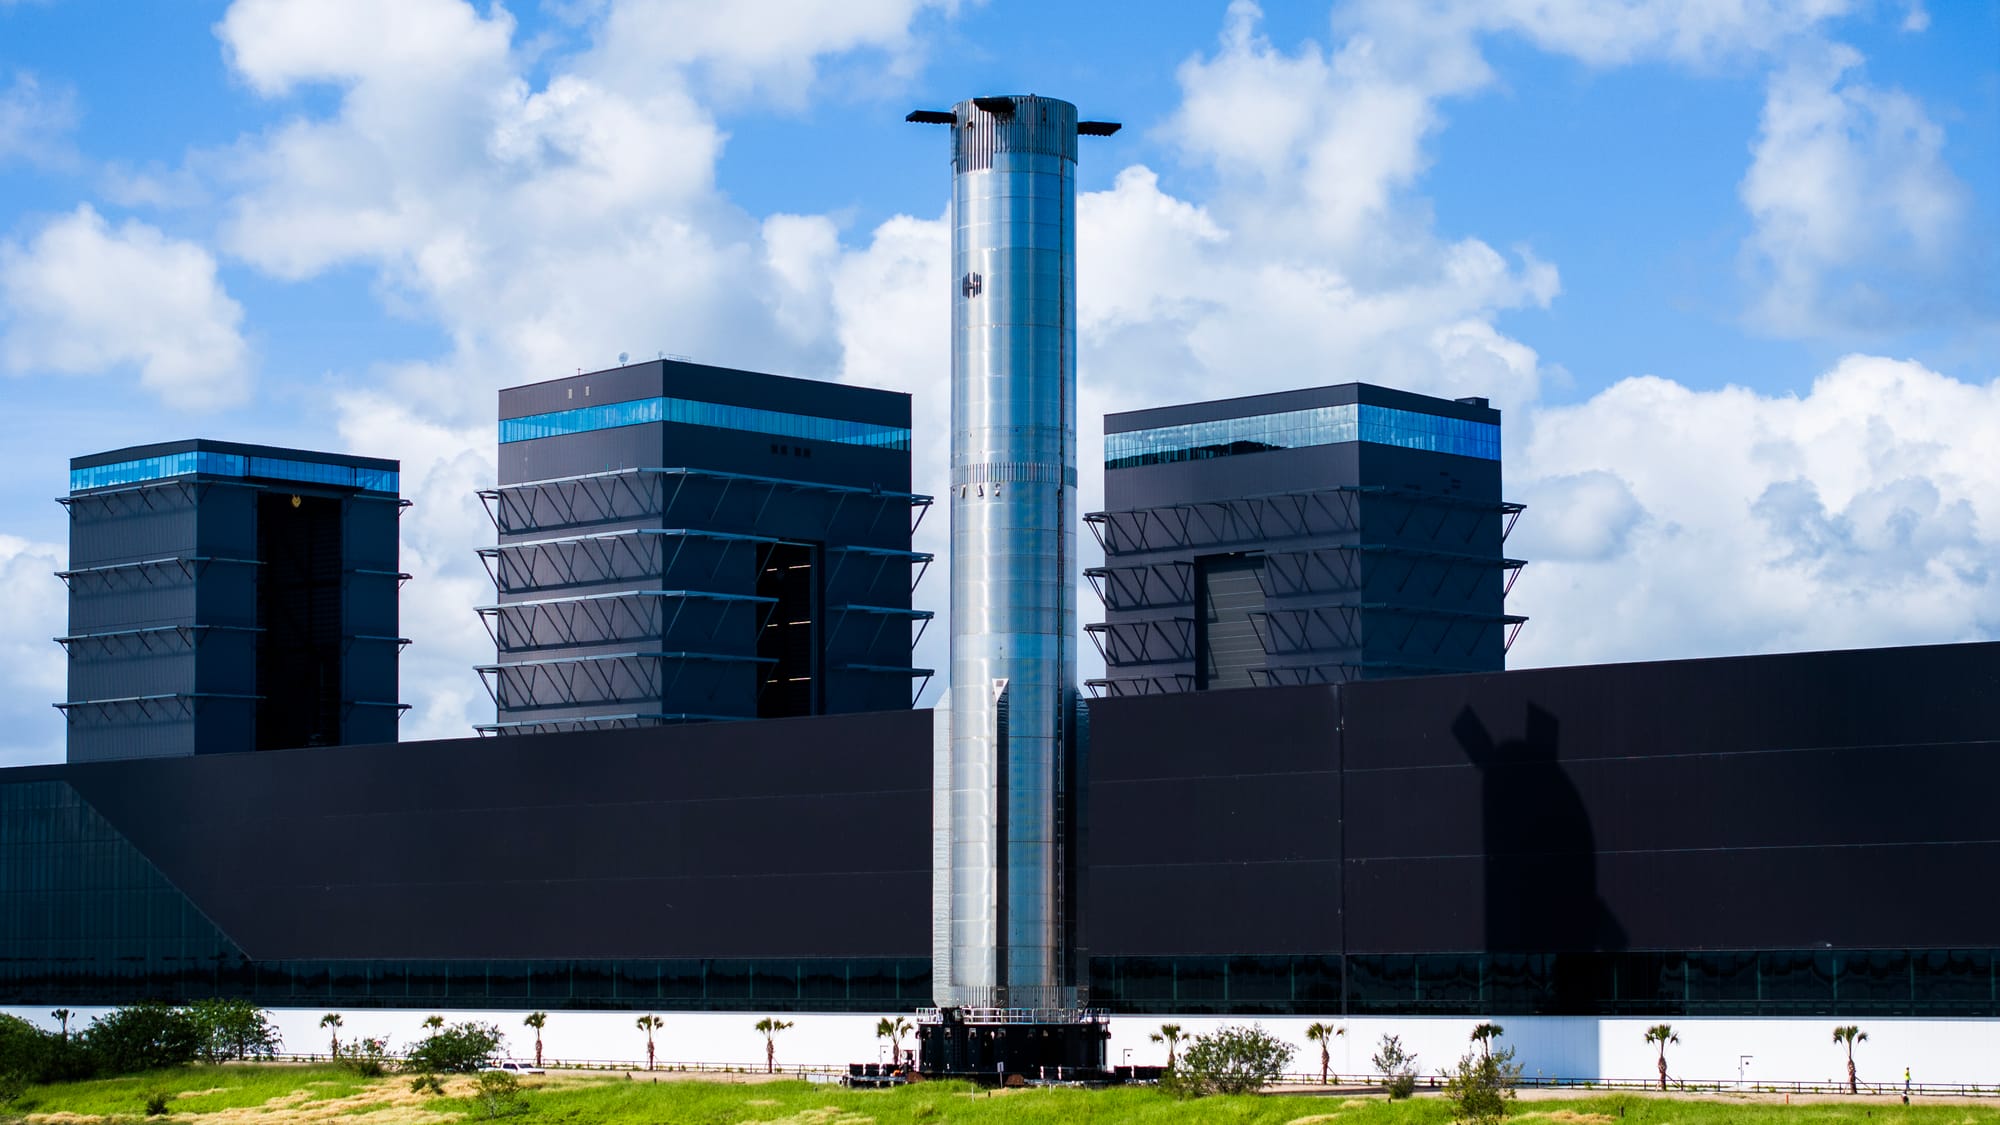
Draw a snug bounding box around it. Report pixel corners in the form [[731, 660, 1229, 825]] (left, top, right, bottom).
[[914, 1006, 1109, 1025], [248, 1054, 2000, 1096], [1265, 1071, 2000, 1098]]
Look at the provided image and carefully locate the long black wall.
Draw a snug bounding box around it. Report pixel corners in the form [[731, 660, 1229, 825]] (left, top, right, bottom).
[[1082, 642, 2000, 960], [54, 709, 932, 962], [4, 640, 1997, 1013], [1341, 641, 2000, 955]]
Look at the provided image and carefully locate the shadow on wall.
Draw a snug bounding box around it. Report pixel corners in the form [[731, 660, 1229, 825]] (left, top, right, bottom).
[[1455, 705, 1627, 1006]]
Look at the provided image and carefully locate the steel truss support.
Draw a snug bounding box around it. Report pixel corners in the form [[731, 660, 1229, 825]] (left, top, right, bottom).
[[827, 544, 936, 596], [56, 477, 211, 517], [827, 603, 935, 655], [478, 528, 795, 595], [1086, 487, 1364, 556], [476, 589, 773, 653], [474, 650, 775, 711], [1083, 672, 1197, 697], [1084, 559, 1195, 613], [475, 713, 735, 736], [54, 623, 262, 658], [56, 555, 261, 589], [1359, 602, 1531, 658], [1084, 617, 1194, 666], [1249, 604, 1364, 656], [53, 691, 261, 724], [1088, 486, 1526, 557], [477, 467, 931, 539]]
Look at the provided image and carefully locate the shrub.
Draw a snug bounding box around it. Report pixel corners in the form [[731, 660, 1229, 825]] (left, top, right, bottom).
[[186, 999, 281, 1063], [1443, 1045, 1523, 1125], [343, 1036, 389, 1078], [1372, 1033, 1419, 1100], [409, 1073, 446, 1096], [1163, 1024, 1296, 1098], [82, 1003, 204, 1076], [144, 1090, 171, 1117], [475, 1070, 526, 1118], [404, 1021, 505, 1074], [0, 1014, 54, 1089]]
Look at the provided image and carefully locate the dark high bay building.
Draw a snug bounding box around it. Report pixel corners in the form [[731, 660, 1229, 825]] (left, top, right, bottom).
[[476, 360, 931, 734], [57, 441, 406, 761], [2, 641, 1995, 1027], [1089, 384, 1525, 695]]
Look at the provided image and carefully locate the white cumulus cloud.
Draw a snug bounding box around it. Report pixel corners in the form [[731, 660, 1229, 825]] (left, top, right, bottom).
[[0, 70, 78, 169], [0, 534, 66, 767], [586, 0, 955, 105], [1740, 41, 1979, 335], [0, 205, 252, 410], [217, 0, 516, 96], [331, 391, 497, 739], [1509, 355, 2000, 668]]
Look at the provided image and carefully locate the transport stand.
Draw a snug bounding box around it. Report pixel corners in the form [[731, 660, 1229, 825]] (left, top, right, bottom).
[[916, 1006, 1111, 1084]]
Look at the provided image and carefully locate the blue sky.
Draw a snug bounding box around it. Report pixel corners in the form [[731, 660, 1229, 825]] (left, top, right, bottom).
[[1, 0, 1995, 765]]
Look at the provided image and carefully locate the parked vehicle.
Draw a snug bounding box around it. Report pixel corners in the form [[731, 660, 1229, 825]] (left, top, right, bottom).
[[480, 1060, 545, 1075]]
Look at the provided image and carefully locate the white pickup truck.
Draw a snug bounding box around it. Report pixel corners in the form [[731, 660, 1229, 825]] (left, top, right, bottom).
[[479, 1060, 545, 1075]]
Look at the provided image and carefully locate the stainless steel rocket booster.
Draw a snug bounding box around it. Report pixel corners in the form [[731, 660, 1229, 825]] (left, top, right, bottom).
[[910, 95, 1117, 1017]]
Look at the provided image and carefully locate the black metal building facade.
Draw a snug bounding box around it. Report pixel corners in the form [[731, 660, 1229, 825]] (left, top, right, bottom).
[[0, 711, 933, 1011], [477, 361, 931, 734], [1, 641, 1994, 1017], [1084, 641, 2000, 1017], [1088, 384, 1524, 695], [58, 441, 406, 762]]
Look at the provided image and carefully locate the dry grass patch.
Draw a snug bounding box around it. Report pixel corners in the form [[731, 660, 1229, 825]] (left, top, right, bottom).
[[751, 1109, 874, 1125], [149, 1076, 468, 1125]]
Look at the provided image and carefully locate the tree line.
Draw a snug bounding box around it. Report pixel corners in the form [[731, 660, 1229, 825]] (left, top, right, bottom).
[[0, 1000, 281, 1095]]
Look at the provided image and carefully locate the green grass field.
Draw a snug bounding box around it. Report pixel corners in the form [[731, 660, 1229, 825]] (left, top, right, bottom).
[[6, 1064, 365, 1118], [9, 1068, 1999, 1124]]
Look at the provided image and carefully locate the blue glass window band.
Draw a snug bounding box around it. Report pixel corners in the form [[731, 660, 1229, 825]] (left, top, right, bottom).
[[499, 396, 911, 452], [1105, 403, 1499, 468], [70, 451, 398, 494]]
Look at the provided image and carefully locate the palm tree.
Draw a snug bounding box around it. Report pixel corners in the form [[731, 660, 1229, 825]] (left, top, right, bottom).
[[636, 1015, 663, 1071], [524, 1012, 548, 1068], [1643, 1024, 1679, 1091], [1149, 1024, 1187, 1070], [50, 1009, 71, 1041], [1833, 1025, 1868, 1094], [1471, 1023, 1505, 1059], [423, 1014, 445, 1032], [1304, 1023, 1344, 1084], [319, 1013, 343, 1059], [875, 1016, 912, 1067], [755, 1017, 794, 1074]]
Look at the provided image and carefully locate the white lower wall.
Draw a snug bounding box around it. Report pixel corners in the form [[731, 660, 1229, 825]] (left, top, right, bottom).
[[6, 1008, 1994, 1086], [1102, 1015, 1997, 1088]]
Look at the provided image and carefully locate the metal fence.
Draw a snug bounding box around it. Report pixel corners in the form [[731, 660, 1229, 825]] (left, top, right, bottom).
[[1270, 1072, 2000, 1098], [266, 1053, 1998, 1097]]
